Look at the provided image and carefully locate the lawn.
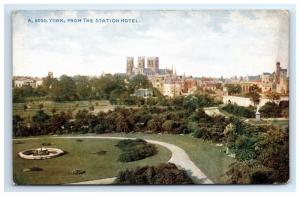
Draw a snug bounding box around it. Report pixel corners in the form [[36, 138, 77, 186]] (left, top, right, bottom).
[[269, 119, 289, 130], [13, 100, 114, 121], [99, 133, 235, 184], [13, 138, 171, 185]]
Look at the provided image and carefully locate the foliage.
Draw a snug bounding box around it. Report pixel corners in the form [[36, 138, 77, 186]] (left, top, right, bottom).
[[247, 92, 261, 106], [225, 84, 242, 95], [116, 163, 193, 184], [249, 84, 261, 94], [222, 104, 255, 118], [51, 75, 78, 101], [128, 74, 153, 92], [259, 101, 289, 118], [226, 160, 272, 184], [32, 110, 50, 124], [162, 120, 176, 132], [116, 139, 158, 162], [13, 85, 45, 103], [225, 118, 289, 184], [255, 127, 289, 183], [183, 95, 199, 111], [265, 92, 281, 101], [243, 84, 261, 106]]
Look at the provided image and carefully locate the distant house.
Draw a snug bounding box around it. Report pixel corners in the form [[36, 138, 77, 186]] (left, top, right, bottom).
[[163, 78, 184, 97], [13, 77, 43, 88], [182, 78, 197, 94], [197, 79, 219, 91], [133, 88, 153, 98]]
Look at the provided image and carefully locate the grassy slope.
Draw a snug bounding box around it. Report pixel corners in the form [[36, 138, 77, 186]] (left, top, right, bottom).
[[13, 138, 171, 185], [13, 100, 114, 119], [100, 133, 235, 184], [269, 119, 289, 129]]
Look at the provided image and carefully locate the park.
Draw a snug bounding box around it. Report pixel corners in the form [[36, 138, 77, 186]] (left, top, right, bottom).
[[12, 74, 289, 185]]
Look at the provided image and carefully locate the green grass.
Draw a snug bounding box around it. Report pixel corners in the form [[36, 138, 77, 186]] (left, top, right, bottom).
[[13, 138, 171, 185], [99, 133, 235, 184], [13, 100, 114, 121], [269, 120, 289, 130], [218, 107, 237, 118]]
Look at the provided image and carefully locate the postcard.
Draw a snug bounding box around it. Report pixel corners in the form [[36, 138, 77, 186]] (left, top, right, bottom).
[[12, 10, 289, 185]]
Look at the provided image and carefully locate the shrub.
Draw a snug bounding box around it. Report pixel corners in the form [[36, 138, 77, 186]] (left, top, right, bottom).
[[94, 122, 109, 134], [193, 127, 210, 138], [115, 163, 193, 184], [222, 104, 255, 118], [226, 161, 272, 184], [259, 102, 281, 118], [189, 109, 211, 122], [72, 169, 86, 175], [32, 110, 51, 124], [89, 105, 94, 111], [27, 167, 43, 172], [250, 171, 273, 184], [116, 139, 146, 149], [116, 139, 158, 162], [279, 100, 289, 109], [146, 118, 162, 132], [260, 101, 289, 118], [162, 120, 175, 132], [225, 84, 242, 95]]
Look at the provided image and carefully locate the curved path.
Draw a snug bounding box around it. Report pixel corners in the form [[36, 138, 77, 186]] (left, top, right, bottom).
[[14, 136, 213, 185]]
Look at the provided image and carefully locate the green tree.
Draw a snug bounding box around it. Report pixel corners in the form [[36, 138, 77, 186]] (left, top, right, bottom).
[[128, 74, 152, 92], [58, 75, 78, 101], [259, 102, 281, 118], [32, 110, 50, 125], [42, 73, 55, 91], [183, 95, 199, 111], [249, 84, 261, 94], [256, 128, 289, 183], [248, 92, 260, 106], [247, 84, 261, 106], [73, 75, 92, 100], [13, 88, 25, 103], [265, 92, 280, 101], [225, 84, 242, 95], [49, 79, 61, 101], [13, 115, 24, 136]]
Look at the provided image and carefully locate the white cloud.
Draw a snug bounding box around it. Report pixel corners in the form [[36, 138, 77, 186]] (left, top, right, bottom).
[[13, 10, 289, 78]]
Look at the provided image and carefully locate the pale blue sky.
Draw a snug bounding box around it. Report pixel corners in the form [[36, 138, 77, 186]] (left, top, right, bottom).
[[13, 10, 289, 78]]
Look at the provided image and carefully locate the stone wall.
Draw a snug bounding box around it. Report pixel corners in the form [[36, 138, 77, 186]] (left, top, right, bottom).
[[223, 95, 288, 107]]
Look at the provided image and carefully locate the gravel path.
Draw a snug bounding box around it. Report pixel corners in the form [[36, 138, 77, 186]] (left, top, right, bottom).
[[14, 136, 213, 184]]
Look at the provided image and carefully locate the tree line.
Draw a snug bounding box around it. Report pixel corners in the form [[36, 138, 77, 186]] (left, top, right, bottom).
[[13, 94, 221, 137], [13, 74, 160, 104]]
